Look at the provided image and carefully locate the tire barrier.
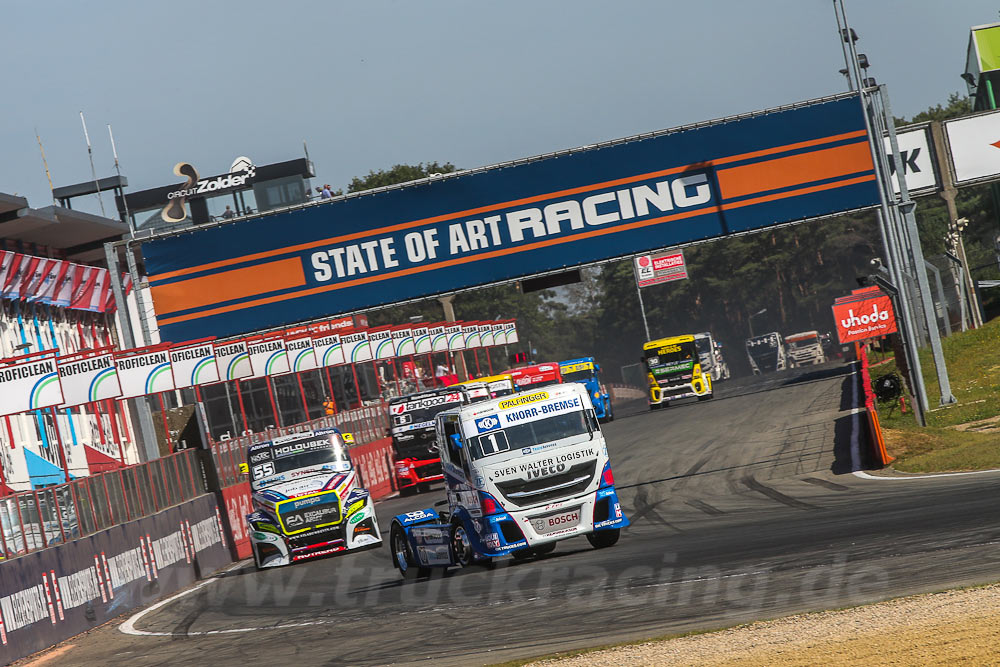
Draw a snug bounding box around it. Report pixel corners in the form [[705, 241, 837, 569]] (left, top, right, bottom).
[[0, 493, 231, 665]]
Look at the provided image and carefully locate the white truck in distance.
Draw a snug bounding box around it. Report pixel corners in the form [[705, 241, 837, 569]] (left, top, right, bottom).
[[746, 332, 787, 375], [784, 330, 826, 367]]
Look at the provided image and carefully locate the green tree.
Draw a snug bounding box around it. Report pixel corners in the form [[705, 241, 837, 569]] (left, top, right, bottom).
[[347, 162, 457, 192]]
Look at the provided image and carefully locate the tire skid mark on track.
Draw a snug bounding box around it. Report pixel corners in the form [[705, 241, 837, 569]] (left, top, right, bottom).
[[685, 499, 724, 515], [673, 454, 714, 490], [742, 475, 818, 510], [800, 476, 850, 491]]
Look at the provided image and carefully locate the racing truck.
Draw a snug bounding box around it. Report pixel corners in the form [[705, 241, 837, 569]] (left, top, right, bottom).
[[784, 330, 826, 367], [388, 387, 466, 495], [693, 332, 731, 382], [455, 373, 517, 403], [508, 362, 562, 393], [746, 332, 787, 374], [243, 428, 381, 569], [388, 382, 628, 578], [643, 335, 713, 409], [559, 357, 614, 421]]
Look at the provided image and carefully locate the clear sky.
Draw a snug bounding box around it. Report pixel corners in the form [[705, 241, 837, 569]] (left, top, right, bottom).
[[4, 0, 998, 216]]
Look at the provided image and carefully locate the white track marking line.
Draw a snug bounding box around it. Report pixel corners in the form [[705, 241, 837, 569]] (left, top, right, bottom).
[[853, 469, 1000, 481]]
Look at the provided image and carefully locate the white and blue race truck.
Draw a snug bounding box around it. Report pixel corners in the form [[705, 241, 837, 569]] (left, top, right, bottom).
[[244, 428, 382, 569], [388, 382, 628, 578]]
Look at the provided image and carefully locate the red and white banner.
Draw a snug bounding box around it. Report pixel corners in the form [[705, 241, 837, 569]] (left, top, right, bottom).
[[832, 288, 898, 344], [634, 250, 688, 287]]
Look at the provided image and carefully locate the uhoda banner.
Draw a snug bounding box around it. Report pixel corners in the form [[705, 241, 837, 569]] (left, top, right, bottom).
[[116, 347, 174, 398], [57, 349, 121, 407], [213, 339, 252, 382], [170, 342, 220, 388], [832, 288, 898, 344], [0, 352, 64, 416]]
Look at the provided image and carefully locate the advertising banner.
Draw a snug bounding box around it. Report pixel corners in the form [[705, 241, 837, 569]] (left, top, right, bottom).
[[342, 330, 372, 363], [634, 249, 688, 287], [883, 125, 938, 195], [169, 342, 220, 388], [56, 349, 121, 407], [115, 346, 174, 398], [369, 327, 395, 360], [0, 352, 63, 416], [463, 322, 481, 349], [832, 288, 898, 344], [944, 109, 1000, 184], [504, 319, 519, 344], [429, 324, 449, 352], [311, 331, 345, 367], [246, 336, 290, 378], [446, 324, 466, 351], [412, 326, 432, 354], [491, 321, 508, 346], [143, 95, 878, 341], [392, 326, 415, 356], [478, 322, 495, 348], [285, 330, 318, 372], [213, 339, 252, 381]]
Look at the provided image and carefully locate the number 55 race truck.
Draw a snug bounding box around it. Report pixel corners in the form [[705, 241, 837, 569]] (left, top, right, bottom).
[[388, 382, 628, 579], [242, 428, 381, 569]]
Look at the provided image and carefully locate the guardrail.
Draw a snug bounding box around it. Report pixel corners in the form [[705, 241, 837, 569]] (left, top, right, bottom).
[[858, 344, 893, 467], [0, 449, 203, 560]]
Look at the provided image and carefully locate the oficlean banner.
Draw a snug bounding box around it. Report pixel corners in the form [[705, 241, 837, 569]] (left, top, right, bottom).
[[57, 350, 122, 407], [169, 342, 220, 388], [0, 353, 64, 416], [115, 347, 175, 399]]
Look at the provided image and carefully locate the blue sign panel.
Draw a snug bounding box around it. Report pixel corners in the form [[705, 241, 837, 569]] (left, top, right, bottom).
[[142, 94, 879, 342]]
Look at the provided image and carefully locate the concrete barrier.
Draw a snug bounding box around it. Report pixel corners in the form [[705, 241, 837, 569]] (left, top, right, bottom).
[[0, 493, 231, 664]]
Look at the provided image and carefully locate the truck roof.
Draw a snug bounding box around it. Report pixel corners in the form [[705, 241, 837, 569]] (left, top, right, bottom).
[[784, 330, 820, 342], [455, 373, 513, 386], [443, 382, 587, 421], [388, 386, 463, 406], [559, 356, 596, 366], [643, 335, 695, 350]]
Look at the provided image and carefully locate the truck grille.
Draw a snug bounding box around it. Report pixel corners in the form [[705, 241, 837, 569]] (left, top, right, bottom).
[[279, 494, 342, 534], [416, 460, 442, 478], [494, 460, 597, 508]]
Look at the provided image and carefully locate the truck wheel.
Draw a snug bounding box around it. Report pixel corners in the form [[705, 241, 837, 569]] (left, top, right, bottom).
[[587, 529, 620, 549], [390, 524, 428, 580], [251, 540, 262, 570], [450, 522, 475, 568], [650, 403, 662, 411], [697, 393, 714, 402], [605, 400, 615, 422]]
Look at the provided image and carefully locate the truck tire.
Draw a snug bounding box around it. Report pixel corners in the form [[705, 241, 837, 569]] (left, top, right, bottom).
[[390, 523, 429, 580], [697, 393, 714, 402], [605, 400, 615, 422], [450, 522, 476, 568], [587, 528, 620, 549]]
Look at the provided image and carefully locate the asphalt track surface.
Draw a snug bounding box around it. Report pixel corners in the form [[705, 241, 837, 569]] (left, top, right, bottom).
[[43, 361, 1000, 666]]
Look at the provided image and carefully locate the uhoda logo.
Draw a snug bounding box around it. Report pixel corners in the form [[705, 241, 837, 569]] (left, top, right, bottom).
[[161, 162, 200, 223], [841, 303, 890, 329]]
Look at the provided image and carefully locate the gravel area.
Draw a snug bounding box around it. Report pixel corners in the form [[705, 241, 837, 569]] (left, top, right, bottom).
[[525, 583, 1000, 666]]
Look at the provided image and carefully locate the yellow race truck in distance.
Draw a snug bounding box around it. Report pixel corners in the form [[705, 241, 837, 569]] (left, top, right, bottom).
[[643, 335, 713, 409]]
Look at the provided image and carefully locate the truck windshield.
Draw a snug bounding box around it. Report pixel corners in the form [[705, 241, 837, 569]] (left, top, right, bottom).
[[788, 338, 818, 349], [694, 337, 712, 357], [560, 368, 595, 383], [468, 410, 597, 460], [486, 380, 516, 397], [249, 434, 351, 489], [645, 342, 696, 373]]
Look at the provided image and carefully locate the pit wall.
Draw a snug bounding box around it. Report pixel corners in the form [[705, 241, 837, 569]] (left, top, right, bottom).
[[0, 493, 231, 665]]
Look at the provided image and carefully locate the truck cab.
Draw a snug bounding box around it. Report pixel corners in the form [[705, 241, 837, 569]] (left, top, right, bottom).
[[508, 363, 562, 393], [455, 373, 517, 403], [693, 332, 731, 382], [643, 335, 713, 409], [387, 388, 466, 494], [559, 357, 614, 421], [745, 332, 787, 375], [784, 330, 826, 367], [388, 382, 628, 578]]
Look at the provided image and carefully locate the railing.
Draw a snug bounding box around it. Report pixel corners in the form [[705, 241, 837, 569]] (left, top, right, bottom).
[[210, 403, 390, 488], [0, 449, 204, 559]]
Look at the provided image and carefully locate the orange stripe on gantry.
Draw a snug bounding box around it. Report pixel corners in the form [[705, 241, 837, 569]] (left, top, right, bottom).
[[149, 257, 306, 315], [715, 142, 874, 200]]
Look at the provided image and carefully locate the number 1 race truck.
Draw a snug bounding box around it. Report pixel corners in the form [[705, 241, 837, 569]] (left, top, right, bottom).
[[244, 428, 381, 569], [558, 357, 614, 421], [643, 335, 713, 409], [388, 388, 466, 495], [388, 382, 628, 578]]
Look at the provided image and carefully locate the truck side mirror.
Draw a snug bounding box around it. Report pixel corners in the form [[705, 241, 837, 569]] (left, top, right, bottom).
[[450, 433, 463, 449]]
